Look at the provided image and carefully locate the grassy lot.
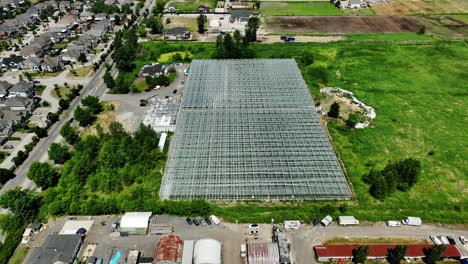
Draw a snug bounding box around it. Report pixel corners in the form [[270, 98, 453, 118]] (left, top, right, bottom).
[[7, 246, 28, 264], [36, 84, 47, 95], [67, 65, 93, 78], [31, 69, 64, 78], [260, 1, 343, 16], [51, 86, 71, 100], [324, 237, 429, 245], [345, 33, 437, 41], [158, 51, 193, 63], [168, 0, 216, 13], [0, 151, 9, 163], [342, 8, 375, 16], [132, 40, 467, 224], [134, 78, 149, 92], [165, 17, 198, 33]]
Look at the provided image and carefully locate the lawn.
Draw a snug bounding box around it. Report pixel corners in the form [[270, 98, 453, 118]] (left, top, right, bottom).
[[260, 1, 343, 16], [158, 51, 193, 63], [51, 86, 72, 100], [168, 0, 216, 13], [67, 65, 93, 78], [7, 246, 28, 264], [346, 33, 436, 42], [133, 78, 149, 92], [164, 17, 198, 33], [130, 40, 467, 224], [36, 84, 47, 95]]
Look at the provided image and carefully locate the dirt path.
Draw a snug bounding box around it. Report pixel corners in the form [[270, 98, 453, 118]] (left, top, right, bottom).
[[260, 35, 345, 43]]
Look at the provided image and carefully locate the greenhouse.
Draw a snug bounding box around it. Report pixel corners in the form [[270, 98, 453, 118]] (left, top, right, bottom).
[[160, 59, 351, 200]]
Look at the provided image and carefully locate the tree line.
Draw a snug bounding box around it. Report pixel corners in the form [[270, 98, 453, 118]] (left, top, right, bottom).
[[352, 244, 447, 264]]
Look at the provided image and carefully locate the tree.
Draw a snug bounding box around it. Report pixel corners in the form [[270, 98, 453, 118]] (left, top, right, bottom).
[[254, 0, 260, 9], [197, 14, 207, 33], [328, 102, 340, 118], [423, 245, 446, 264], [418, 25, 426, 35], [74, 106, 97, 127], [346, 113, 359, 128], [114, 15, 121, 25], [245, 17, 260, 42], [81, 96, 103, 114], [0, 188, 40, 221], [0, 168, 15, 185], [387, 245, 408, 264], [103, 70, 115, 88], [300, 51, 314, 66], [47, 112, 59, 124], [59, 98, 70, 110], [48, 143, 71, 164], [77, 52, 87, 63], [352, 246, 369, 264], [60, 121, 79, 145], [392, 158, 421, 191], [33, 126, 48, 138], [27, 161, 58, 189]]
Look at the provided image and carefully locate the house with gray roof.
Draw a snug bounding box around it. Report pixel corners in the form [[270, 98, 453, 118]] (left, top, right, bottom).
[[20, 46, 44, 58], [26, 234, 83, 264], [7, 82, 34, 98], [1, 56, 24, 70], [0, 81, 13, 98], [0, 119, 14, 141], [0, 24, 18, 39], [163, 27, 191, 40], [3, 96, 35, 111], [42, 56, 63, 72]]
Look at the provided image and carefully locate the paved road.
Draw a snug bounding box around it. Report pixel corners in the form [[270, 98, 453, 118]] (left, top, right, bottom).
[[0, 57, 114, 195]]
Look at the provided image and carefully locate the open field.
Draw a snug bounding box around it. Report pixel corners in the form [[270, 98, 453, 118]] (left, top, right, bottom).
[[372, 0, 468, 15], [7, 246, 27, 264], [128, 40, 468, 223], [266, 16, 421, 34], [167, 0, 216, 13], [164, 17, 198, 32], [416, 15, 468, 39], [260, 1, 343, 16], [51, 86, 71, 100], [324, 237, 429, 245]]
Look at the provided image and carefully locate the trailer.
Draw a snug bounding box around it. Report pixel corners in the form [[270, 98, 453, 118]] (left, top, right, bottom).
[[338, 216, 359, 226], [401, 217, 422, 226]]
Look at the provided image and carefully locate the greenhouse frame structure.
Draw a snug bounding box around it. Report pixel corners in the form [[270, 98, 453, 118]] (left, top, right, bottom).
[[160, 59, 352, 200]]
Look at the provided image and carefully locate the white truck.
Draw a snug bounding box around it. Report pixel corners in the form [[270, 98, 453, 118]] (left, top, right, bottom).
[[401, 217, 422, 226]]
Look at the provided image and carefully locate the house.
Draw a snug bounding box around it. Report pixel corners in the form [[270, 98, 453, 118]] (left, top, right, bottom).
[[163, 27, 191, 40], [141, 63, 165, 77], [0, 81, 13, 98], [73, 1, 83, 11], [0, 24, 18, 39], [20, 46, 44, 58], [0, 119, 14, 141], [7, 82, 34, 98], [58, 0, 71, 11], [4, 96, 36, 111], [1, 56, 25, 70], [228, 1, 249, 9], [349, 0, 362, 9], [54, 14, 79, 30], [94, 13, 108, 21], [198, 5, 210, 13], [24, 57, 43, 71], [61, 46, 86, 62], [314, 244, 461, 262], [1, 109, 26, 124], [41, 56, 63, 72], [26, 234, 83, 264]]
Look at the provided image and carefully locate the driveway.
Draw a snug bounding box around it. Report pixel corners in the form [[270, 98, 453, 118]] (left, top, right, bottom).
[[0, 133, 34, 171]]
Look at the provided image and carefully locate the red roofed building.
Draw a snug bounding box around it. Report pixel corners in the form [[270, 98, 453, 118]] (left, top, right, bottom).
[[314, 244, 461, 262], [155, 234, 184, 264]]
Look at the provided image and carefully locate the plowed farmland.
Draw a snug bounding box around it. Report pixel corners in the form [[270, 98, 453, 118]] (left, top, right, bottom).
[[372, 0, 468, 15]]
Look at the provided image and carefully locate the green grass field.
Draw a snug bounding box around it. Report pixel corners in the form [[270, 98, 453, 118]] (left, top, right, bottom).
[[7, 246, 27, 264], [168, 0, 216, 13], [260, 1, 343, 16], [135, 40, 467, 223]]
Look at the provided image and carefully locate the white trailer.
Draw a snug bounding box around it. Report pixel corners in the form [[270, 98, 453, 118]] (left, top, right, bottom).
[[338, 216, 359, 226], [321, 215, 333, 227], [158, 133, 168, 151], [284, 220, 301, 230], [401, 217, 422, 226]]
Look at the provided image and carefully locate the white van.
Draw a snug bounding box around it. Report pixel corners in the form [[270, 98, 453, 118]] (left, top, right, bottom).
[[386, 221, 401, 227], [210, 215, 221, 225]]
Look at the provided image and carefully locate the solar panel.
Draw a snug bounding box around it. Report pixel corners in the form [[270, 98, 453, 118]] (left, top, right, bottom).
[[160, 59, 351, 200]]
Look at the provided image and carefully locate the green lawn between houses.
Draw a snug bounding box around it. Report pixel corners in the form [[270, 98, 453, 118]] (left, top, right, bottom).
[[130, 39, 467, 224], [260, 1, 343, 16]]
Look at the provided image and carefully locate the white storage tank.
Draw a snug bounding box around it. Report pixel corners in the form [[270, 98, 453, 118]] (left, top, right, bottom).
[[193, 239, 221, 264]]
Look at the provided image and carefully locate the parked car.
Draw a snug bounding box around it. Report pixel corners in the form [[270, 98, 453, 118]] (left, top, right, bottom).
[[205, 218, 212, 225], [439, 236, 450, 245], [430, 236, 443, 245], [210, 215, 221, 225], [386, 221, 401, 227], [186, 218, 193, 225], [199, 218, 206, 226], [173, 89, 177, 94], [192, 218, 200, 226], [240, 244, 247, 258], [447, 236, 456, 245], [3, 145, 13, 149], [249, 224, 259, 229], [460, 236, 467, 244]]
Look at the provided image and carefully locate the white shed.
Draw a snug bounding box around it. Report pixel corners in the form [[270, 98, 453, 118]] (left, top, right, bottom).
[[284, 220, 301, 230], [194, 239, 221, 264], [120, 212, 152, 235], [338, 216, 359, 226], [158, 133, 168, 151]]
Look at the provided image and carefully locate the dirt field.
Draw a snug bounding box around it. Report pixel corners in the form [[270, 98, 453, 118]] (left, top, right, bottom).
[[372, 0, 468, 15], [266, 16, 421, 34]]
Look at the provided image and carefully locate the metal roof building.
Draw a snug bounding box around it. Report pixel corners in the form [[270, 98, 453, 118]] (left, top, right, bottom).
[[160, 59, 351, 200], [119, 212, 152, 235], [155, 235, 184, 264], [26, 234, 83, 264]]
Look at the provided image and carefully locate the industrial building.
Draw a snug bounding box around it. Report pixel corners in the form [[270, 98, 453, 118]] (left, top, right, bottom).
[[155, 235, 184, 264], [119, 212, 152, 236], [193, 239, 222, 264], [314, 244, 461, 262], [247, 242, 280, 264], [26, 234, 83, 264], [161, 59, 351, 200]]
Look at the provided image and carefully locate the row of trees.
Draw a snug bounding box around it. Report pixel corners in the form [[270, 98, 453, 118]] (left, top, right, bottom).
[[73, 96, 104, 127], [352, 244, 446, 264], [363, 158, 422, 200]]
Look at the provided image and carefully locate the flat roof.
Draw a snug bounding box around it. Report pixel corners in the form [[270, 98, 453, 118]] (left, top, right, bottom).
[[26, 234, 82, 264], [120, 212, 152, 229], [59, 220, 94, 235], [160, 59, 351, 200]]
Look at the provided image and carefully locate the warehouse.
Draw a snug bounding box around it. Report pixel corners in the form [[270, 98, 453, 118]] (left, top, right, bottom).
[[160, 59, 351, 200], [119, 212, 152, 236], [26, 234, 83, 264], [193, 239, 222, 264], [248, 242, 280, 264], [155, 235, 184, 264], [314, 244, 461, 262]]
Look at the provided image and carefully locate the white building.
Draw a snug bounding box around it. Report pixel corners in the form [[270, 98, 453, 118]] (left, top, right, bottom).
[[338, 216, 359, 226], [194, 239, 221, 264], [120, 212, 152, 235], [158, 133, 168, 151]]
